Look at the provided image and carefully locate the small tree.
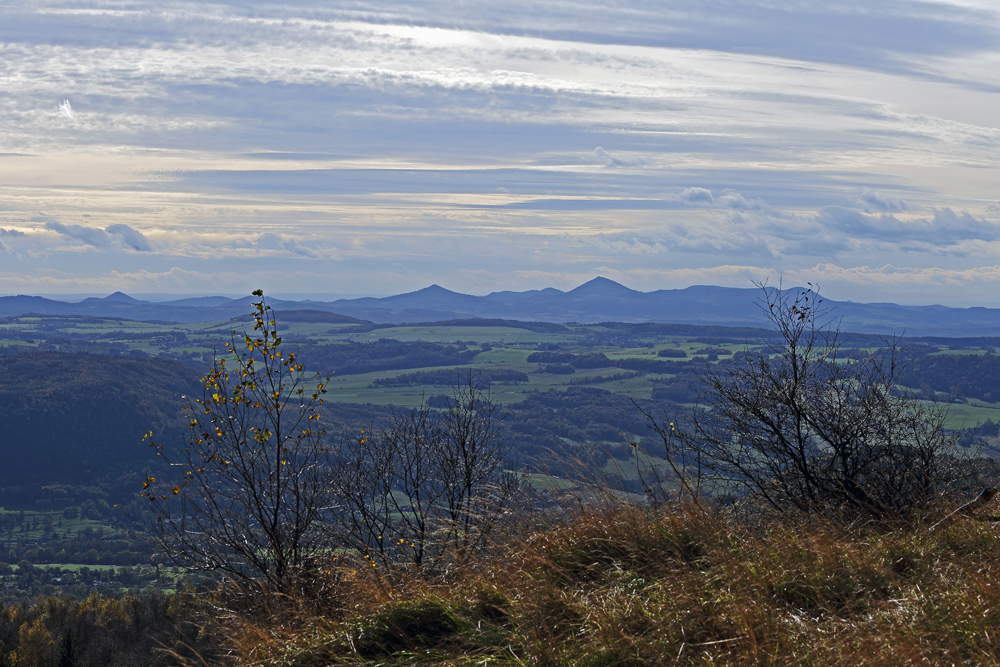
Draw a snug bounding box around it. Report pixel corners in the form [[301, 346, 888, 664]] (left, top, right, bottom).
[[140, 291, 331, 590], [437, 380, 521, 558], [645, 283, 972, 518], [330, 377, 521, 570]]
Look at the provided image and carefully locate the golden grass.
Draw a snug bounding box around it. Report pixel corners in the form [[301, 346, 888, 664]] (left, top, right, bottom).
[[193, 502, 1000, 666]]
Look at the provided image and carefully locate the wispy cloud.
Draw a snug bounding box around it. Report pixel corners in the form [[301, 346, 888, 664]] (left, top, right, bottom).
[[44, 221, 112, 248], [570, 200, 1000, 263], [671, 187, 715, 204], [56, 99, 74, 119], [593, 147, 655, 168]]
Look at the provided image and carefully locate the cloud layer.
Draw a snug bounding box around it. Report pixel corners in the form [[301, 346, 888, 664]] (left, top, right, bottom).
[[0, 0, 999, 305]]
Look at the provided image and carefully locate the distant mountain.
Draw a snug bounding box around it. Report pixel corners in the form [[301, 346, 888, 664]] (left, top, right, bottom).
[[0, 293, 258, 323], [4, 278, 1000, 336], [83, 291, 140, 304]]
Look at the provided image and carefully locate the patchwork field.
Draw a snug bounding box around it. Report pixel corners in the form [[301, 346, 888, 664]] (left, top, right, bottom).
[[3, 312, 1000, 424]]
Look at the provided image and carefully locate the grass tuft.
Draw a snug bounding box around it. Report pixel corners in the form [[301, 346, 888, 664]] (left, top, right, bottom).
[[355, 599, 464, 657], [185, 501, 1000, 666]]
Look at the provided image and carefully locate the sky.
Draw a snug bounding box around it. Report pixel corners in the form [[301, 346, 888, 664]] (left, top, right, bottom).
[[1, 0, 999, 305]]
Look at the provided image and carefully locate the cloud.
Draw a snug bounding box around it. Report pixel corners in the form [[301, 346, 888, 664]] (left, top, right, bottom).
[[248, 233, 319, 258], [663, 187, 769, 210], [0, 228, 24, 253], [596, 210, 798, 260], [803, 262, 1000, 288], [106, 223, 152, 251], [593, 147, 654, 168], [930, 207, 998, 240], [715, 191, 768, 210], [44, 221, 151, 251], [817, 206, 1000, 249], [588, 234, 668, 255], [617, 200, 1000, 264], [857, 188, 907, 213], [45, 221, 113, 247], [673, 186, 714, 203], [56, 99, 75, 120]]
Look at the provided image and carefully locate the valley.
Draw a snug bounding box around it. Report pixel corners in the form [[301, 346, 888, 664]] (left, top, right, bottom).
[[3, 298, 1000, 604]]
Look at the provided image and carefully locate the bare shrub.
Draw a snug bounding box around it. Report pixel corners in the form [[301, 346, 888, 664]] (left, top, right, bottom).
[[642, 283, 976, 518], [329, 377, 522, 571]]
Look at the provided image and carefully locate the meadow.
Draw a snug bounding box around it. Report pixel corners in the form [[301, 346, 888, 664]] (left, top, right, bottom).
[[115, 498, 1000, 667]]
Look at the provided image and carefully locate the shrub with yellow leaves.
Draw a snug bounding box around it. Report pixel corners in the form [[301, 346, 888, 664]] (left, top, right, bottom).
[[137, 291, 332, 591]]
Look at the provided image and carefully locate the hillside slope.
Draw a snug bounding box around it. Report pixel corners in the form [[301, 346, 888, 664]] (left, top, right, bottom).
[[0, 352, 201, 501]]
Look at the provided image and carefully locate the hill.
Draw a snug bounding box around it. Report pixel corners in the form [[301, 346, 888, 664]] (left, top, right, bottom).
[[5, 279, 1000, 335], [0, 352, 201, 503]]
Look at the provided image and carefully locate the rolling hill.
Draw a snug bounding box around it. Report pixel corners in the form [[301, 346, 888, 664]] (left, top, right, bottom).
[[3, 279, 1000, 336]]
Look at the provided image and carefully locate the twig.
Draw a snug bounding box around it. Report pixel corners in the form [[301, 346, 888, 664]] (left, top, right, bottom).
[[689, 636, 745, 646], [930, 488, 998, 532]]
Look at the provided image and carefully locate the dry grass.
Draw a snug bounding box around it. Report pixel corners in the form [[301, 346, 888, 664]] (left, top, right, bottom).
[[190, 502, 1000, 666]]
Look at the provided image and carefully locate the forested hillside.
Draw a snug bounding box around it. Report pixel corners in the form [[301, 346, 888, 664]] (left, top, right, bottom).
[[900, 352, 1000, 401], [0, 353, 200, 503]]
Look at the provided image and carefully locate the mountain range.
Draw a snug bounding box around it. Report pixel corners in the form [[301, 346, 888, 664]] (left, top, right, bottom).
[[2, 278, 999, 336]]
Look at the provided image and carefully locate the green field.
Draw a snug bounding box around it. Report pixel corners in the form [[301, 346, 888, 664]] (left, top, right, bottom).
[[0, 508, 110, 543], [5, 313, 1000, 419], [4, 311, 1000, 443]]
